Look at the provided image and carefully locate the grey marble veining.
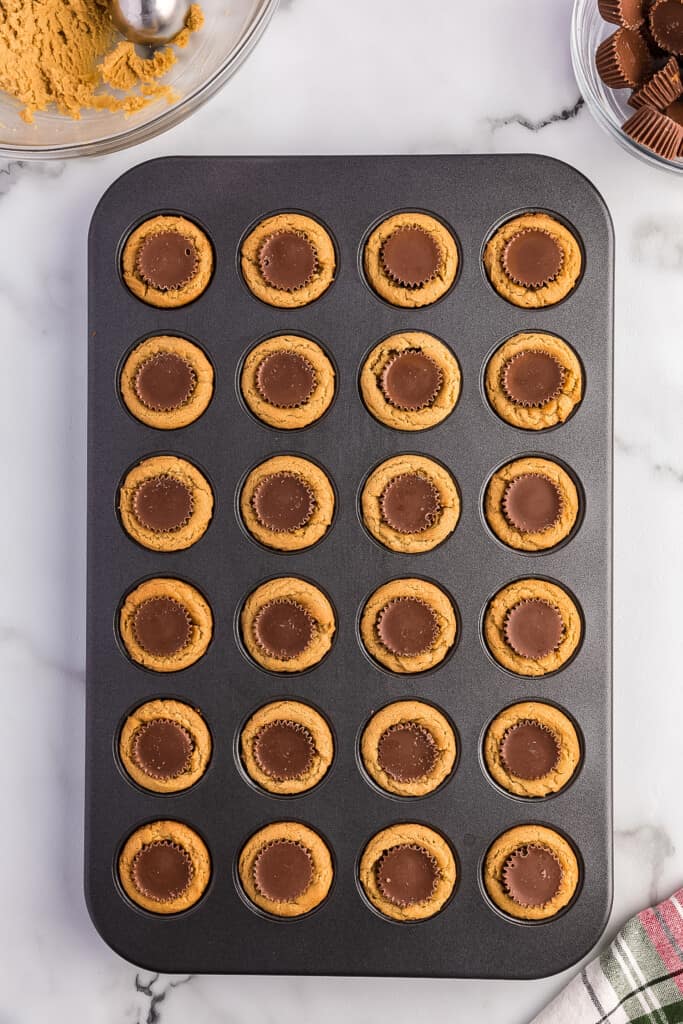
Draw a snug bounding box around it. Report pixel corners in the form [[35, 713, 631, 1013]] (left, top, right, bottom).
[[1, 0, 682, 1021]]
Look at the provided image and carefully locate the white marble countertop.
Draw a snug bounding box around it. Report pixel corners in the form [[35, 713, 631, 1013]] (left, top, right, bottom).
[[2, 0, 682, 1020]]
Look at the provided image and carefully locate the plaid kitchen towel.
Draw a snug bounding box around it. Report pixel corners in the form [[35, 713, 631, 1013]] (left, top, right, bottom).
[[532, 888, 683, 1024]]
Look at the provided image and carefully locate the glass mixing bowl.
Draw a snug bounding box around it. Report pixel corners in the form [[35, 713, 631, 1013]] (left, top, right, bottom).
[[0, 0, 277, 160], [571, 0, 683, 174]]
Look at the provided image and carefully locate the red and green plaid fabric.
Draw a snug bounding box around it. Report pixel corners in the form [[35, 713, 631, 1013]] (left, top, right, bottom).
[[533, 888, 683, 1024]]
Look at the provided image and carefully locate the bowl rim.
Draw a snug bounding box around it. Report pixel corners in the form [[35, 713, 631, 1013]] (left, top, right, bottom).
[[0, 0, 278, 161]]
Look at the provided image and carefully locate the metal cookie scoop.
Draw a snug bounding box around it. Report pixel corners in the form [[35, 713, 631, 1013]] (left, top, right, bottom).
[[111, 0, 189, 45]]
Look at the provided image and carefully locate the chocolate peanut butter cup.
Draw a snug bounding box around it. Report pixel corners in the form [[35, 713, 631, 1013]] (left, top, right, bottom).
[[502, 474, 563, 533], [253, 599, 315, 660], [132, 719, 194, 781], [377, 597, 439, 657], [596, 27, 652, 89], [131, 840, 194, 902], [252, 473, 315, 533], [376, 845, 440, 907], [502, 229, 564, 289], [623, 103, 683, 157], [255, 350, 317, 408], [499, 720, 561, 780], [132, 597, 192, 658], [502, 350, 566, 407], [380, 350, 443, 411], [133, 475, 194, 533], [253, 720, 315, 781], [504, 600, 565, 660], [598, 0, 645, 28], [135, 231, 199, 291], [502, 845, 563, 908], [377, 722, 437, 782], [253, 840, 313, 902], [629, 56, 683, 108], [258, 231, 318, 291], [380, 226, 442, 288], [665, 98, 683, 125], [134, 352, 197, 412], [380, 473, 441, 534], [649, 0, 683, 54]]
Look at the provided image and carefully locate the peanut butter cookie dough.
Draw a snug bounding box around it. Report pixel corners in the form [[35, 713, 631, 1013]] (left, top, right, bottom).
[[119, 455, 213, 552], [241, 213, 336, 308], [238, 822, 333, 918], [361, 454, 459, 553], [359, 823, 456, 921], [361, 700, 456, 797], [360, 332, 461, 432], [120, 577, 213, 673], [119, 698, 212, 794], [483, 213, 582, 308], [483, 824, 579, 921], [484, 578, 582, 677], [363, 212, 459, 307], [119, 820, 211, 915], [483, 701, 581, 798], [240, 700, 334, 795], [360, 578, 457, 674], [484, 457, 579, 552], [240, 335, 336, 430], [240, 456, 335, 552], [122, 215, 213, 309], [120, 336, 214, 430], [240, 577, 336, 673], [485, 332, 583, 431]]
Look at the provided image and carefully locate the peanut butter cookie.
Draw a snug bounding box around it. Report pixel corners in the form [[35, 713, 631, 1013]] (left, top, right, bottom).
[[119, 698, 212, 794], [120, 335, 214, 431], [483, 701, 581, 798], [122, 215, 213, 309], [240, 455, 335, 552], [483, 824, 580, 921], [483, 213, 582, 308], [119, 820, 211, 914], [241, 213, 336, 308], [240, 577, 336, 673], [240, 335, 336, 430], [119, 577, 213, 673], [364, 212, 458, 307], [359, 823, 456, 921], [360, 578, 457, 674], [240, 700, 334, 795], [119, 455, 213, 552], [238, 822, 333, 917], [361, 700, 456, 797], [484, 456, 579, 552], [361, 454, 459, 552]]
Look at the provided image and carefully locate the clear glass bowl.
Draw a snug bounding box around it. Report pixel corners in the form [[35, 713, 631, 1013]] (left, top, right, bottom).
[[0, 0, 277, 160], [571, 0, 683, 174]]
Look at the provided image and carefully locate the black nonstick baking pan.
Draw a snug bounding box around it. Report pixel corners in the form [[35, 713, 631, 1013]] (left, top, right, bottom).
[[86, 155, 613, 977]]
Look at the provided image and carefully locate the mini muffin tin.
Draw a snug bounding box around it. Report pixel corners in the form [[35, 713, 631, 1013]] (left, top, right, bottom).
[[86, 155, 613, 977]]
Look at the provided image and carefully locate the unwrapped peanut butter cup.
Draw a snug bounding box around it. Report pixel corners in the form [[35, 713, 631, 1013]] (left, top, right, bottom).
[[499, 720, 561, 780], [380, 350, 443, 411], [258, 231, 318, 291], [629, 56, 683, 107], [502, 473, 563, 534], [377, 722, 437, 782], [596, 27, 652, 88], [598, 0, 645, 28], [255, 350, 317, 408], [376, 844, 440, 907], [133, 475, 194, 533], [252, 472, 315, 533], [134, 352, 196, 412], [132, 719, 194, 780], [665, 98, 683, 125], [376, 597, 439, 657], [253, 599, 315, 660], [253, 720, 315, 780], [253, 840, 313, 902], [649, 0, 683, 54], [502, 844, 563, 908], [502, 229, 564, 289], [135, 231, 199, 291], [380, 473, 441, 534], [380, 226, 442, 288], [132, 596, 192, 657], [623, 103, 683, 156], [502, 350, 566, 407], [131, 840, 194, 902], [503, 599, 565, 660]]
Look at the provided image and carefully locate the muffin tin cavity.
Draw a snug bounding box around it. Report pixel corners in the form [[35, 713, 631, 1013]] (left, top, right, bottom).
[[88, 155, 611, 978]]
